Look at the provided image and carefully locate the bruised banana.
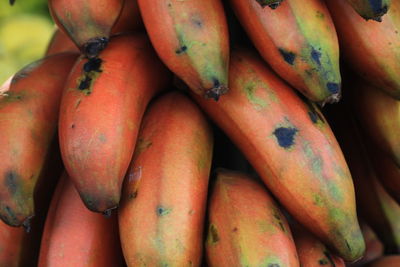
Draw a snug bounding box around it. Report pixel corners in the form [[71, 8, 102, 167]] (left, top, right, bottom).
[[346, 0, 391, 21], [48, 0, 123, 57], [138, 0, 229, 100], [119, 92, 213, 266], [38, 173, 123, 267], [59, 33, 171, 214], [0, 52, 78, 227], [229, 0, 341, 104], [206, 169, 299, 267], [192, 48, 364, 261], [326, 0, 400, 99]]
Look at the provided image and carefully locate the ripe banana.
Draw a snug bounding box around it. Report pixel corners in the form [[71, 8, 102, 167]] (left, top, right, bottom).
[[229, 0, 341, 104], [0, 52, 78, 227], [138, 0, 230, 100], [206, 169, 299, 267], [48, 0, 124, 57], [119, 92, 213, 266], [192, 48, 364, 261]]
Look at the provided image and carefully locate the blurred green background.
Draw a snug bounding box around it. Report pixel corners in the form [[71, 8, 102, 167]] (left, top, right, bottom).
[[0, 0, 55, 84]]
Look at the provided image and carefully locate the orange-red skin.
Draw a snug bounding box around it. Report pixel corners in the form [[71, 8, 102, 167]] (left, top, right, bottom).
[[111, 0, 143, 34], [45, 28, 79, 56], [138, 0, 229, 98], [0, 53, 78, 227], [229, 0, 341, 103], [59, 33, 171, 213], [350, 81, 400, 167], [206, 169, 299, 267], [48, 0, 123, 51], [326, 0, 400, 99], [38, 173, 123, 267], [366, 255, 400, 267], [193, 48, 364, 261], [291, 223, 345, 267], [0, 222, 28, 267], [118, 92, 213, 266]]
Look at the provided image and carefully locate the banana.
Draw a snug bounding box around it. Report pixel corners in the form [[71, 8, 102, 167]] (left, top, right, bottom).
[[206, 169, 299, 267], [38, 173, 123, 266], [119, 92, 213, 266], [138, 0, 230, 100], [0, 52, 78, 227], [59, 33, 171, 214], [326, 0, 400, 99], [48, 0, 124, 57], [229, 0, 341, 104], [192, 48, 364, 261], [346, 0, 391, 21]]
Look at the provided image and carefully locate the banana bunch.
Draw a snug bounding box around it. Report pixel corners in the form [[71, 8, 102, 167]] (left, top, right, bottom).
[[0, 0, 399, 266]]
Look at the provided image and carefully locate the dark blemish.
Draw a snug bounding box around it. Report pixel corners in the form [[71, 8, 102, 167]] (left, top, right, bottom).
[[83, 37, 108, 58], [232, 227, 238, 232], [22, 216, 33, 233], [9, 0, 15, 5], [273, 127, 298, 149], [191, 17, 203, 28], [102, 207, 117, 218], [83, 57, 102, 73], [205, 77, 228, 101], [308, 111, 319, 123], [323, 251, 336, 267], [311, 47, 322, 66], [268, 264, 280, 267], [4, 170, 19, 195], [4, 206, 17, 225], [209, 224, 219, 243], [188, 209, 194, 215], [167, 2, 172, 7], [369, 0, 387, 17], [278, 48, 296, 65], [319, 259, 328, 265], [212, 77, 220, 88], [156, 205, 171, 216], [327, 83, 340, 94], [79, 75, 92, 90], [269, 3, 281, 9], [175, 45, 187, 55], [128, 191, 138, 200], [71, 124, 75, 129]]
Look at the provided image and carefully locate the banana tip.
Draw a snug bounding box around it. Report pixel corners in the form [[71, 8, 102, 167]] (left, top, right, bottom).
[[9, 0, 15, 6], [83, 37, 109, 58], [102, 206, 118, 218], [22, 215, 34, 233], [204, 85, 228, 101]]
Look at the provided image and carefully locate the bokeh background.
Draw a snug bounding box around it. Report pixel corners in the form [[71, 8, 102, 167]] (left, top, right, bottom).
[[0, 0, 55, 84]]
